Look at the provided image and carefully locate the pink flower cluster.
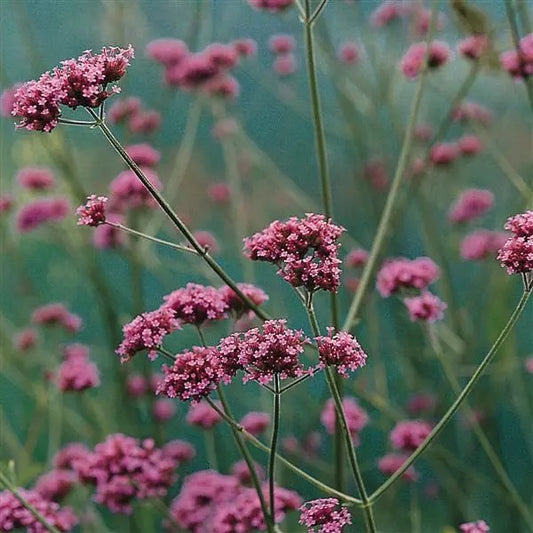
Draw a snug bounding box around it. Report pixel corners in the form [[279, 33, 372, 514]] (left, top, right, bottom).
[[452, 101, 493, 124], [448, 189, 494, 224], [403, 292, 447, 323], [218, 283, 269, 318], [498, 210, 533, 275], [458, 35, 489, 60], [500, 33, 533, 79], [32, 303, 82, 333], [169, 470, 301, 532], [0, 489, 77, 532], [337, 42, 361, 65], [247, 0, 293, 12], [56, 344, 100, 392], [400, 41, 451, 78], [315, 328, 367, 377], [186, 400, 223, 429], [390, 420, 433, 451], [208, 182, 232, 204], [460, 230, 508, 261], [125, 143, 160, 166], [345, 248, 369, 268], [376, 256, 440, 297], [299, 498, 352, 533], [34, 469, 76, 501], [109, 168, 162, 211], [116, 307, 181, 363], [244, 214, 345, 293], [72, 433, 180, 514], [108, 97, 161, 134], [268, 34, 297, 77], [240, 411, 271, 436], [12, 46, 133, 132], [460, 520, 490, 533], [370, 1, 409, 27], [16, 196, 70, 233], [219, 319, 308, 385], [76, 195, 108, 226], [14, 328, 39, 351], [17, 167, 55, 190], [231, 460, 266, 485], [321, 397, 369, 446], [378, 453, 419, 482], [429, 142, 460, 166]]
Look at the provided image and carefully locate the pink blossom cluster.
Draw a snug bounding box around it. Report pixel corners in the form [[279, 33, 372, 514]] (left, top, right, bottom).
[[0, 193, 14, 214], [153, 399, 177, 421], [53, 443, 90, 470], [12, 46, 133, 132], [460, 230, 508, 261], [193, 230, 220, 254], [458, 35, 489, 60], [363, 158, 389, 190], [17, 167, 56, 190], [32, 303, 82, 333], [376, 256, 440, 297], [169, 470, 300, 532], [452, 101, 493, 124], [147, 39, 251, 98], [34, 469, 76, 501], [218, 319, 308, 385], [125, 143, 160, 166], [56, 343, 100, 392], [108, 96, 161, 134], [240, 411, 271, 436], [244, 213, 345, 293], [109, 168, 162, 211], [71, 433, 180, 514], [378, 453, 419, 482], [400, 41, 451, 78], [390, 420, 433, 451], [345, 248, 369, 268], [14, 327, 39, 351], [429, 142, 460, 165], [0, 489, 77, 532], [76, 195, 108, 226], [116, 307, 181, 363], [299, 498, 352, 533], [186, 400, 223, 429], [161, 440, 196, 463], [268, 34, 298, 76], [460, 520, 490, 533], [448, 189, 494, 224], [500, 33, 533, 79], [231, 460, 266, 485], [403, 291, 447, 323], [370, 1, 410, 27], [207, 181, 232, 204], [321, 397, 369, 446], [337, 42, 361, 65], [315, 328, 367, 377], [218, 283, 269, 318], [246, 0, 294, 12], [16, 196, 70, 233], [406, 392, 437, 415], [498, 210, 533, 275]]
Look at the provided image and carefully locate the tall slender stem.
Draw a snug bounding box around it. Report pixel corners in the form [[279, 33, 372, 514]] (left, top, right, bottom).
[[268, 376, 281, 522], [87, 109, 269, 321], [342, 3, 439, 332], [370, 289, 532, 503]]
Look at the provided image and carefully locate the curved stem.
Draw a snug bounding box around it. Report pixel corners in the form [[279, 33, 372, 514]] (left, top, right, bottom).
[[370, 289, 532, 503], [268, 376, 281, 521], [87, 109, 270, 321]]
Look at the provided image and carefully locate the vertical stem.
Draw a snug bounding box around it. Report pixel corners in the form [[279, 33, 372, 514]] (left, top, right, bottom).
[[268, 375, 281, 523], [204, 429, 219, 471]]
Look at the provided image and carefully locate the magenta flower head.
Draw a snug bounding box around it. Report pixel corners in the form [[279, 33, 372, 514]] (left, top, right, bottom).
[[299, 498, 352, 533], [233, 38, 258, 57], [370, 1, 407, 27], [500, 32, 533, 79], [403, 291, 447, 323], [108, 96, 141, 124], [231, 459, 266, 485], [109, 168, 162, 211], [219, 282, 269, 318], [390, 420, 432, 451], [16, 196, 70, 233], [461, 230, 509, 261], [448, 189, 494, 224], [128, 109, 161, 133], [321, 397, 369, 445], [0, 489, 78, 532], [186, 399, 223, 429], [57, 346, 100, 392], [458, 134, 482, 156], [400, 41, 451, 78], [76, 195, 108, 226], [453, 100, 493, 124], [430, 142, 460, 165], [378, 453, 419, 482], [458, 35, 489, 60], [346, 248, 369, 268], [244, 213, 345, 293], [498, 210, 533, 276], [240, 411, 270, 436], [125, 143, 160, 167], [0, 84, 21, 116], [247, 0, 293, 12], [116, 307, 181, 363], [338, 42, 361, 65], [32, 303, 82, 333], [273, 53, 298, 76], [146, 38, 188, 66], [315, 328, 367, 377], [34, 469, 76, 502], [268, 34, 296, 55], [14, 328, 39, 352], [460, 520, 490, 533], [163, 283, 229, 325], [376, 256, 440, 297], [17, 167, 56, 190], [193, 230, 220, 254]]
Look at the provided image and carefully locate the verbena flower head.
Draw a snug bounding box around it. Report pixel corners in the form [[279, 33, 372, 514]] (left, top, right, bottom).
[[460, 520, 490, 533], [72, 433, 179, 514], [458, 35, 489, 60], [453, 100, 493, 124], [321, 397, 369, 445], [152, 399, 177, 421], [430, 142, 460, 165], [12, 46, 133, 132], [193, 230, 220, 254], [338, 42, 361, 65], [247, 0, 294, 12], [109, 168, 162, 211], [57, 346, 100, 392], [76, 195, 108, 226], [498, 211, 533, 275], [17, 167, 55, 190], [378, 453, 419, 482], [14, 327, 39, 351], [162, 440, 196, 463], [108, 96, 141, 123], [500, 33, 533, 78], [403, 291, 447, 322], [186, 399, 223, 429], [448, 189, 493, 224], [370, 1, 407, 27], [244, 214, 345, 293], [34, 469, 76, 502], [315, 328, 367, 377], [390, 420, 433, 451], [207, 181, 232, 204], [125, 143, 160, 167], [220, 319, 308, 385], [218, 283, 269, 318], [233, 38, 258, 57], [458, 135, 482, 156], [0, 488, 78, 532], [299, 498, 352, 533], [128, 109, 161, 133], [400, 41, 451, 78], [163, 283, 229, 325], [53, 443, 90, 470], [268, 34, 296, 55], [273, 54, 298, 76], [32, 303, 82, 333], [345, 248, 369, 268], [146, 38, 188, 66], [460, 230, 508, 261], [126, 373, 148, 397], [240, 411, 270, 436], [376, 256, 440, 297], [116, 307, 181, 363], [16, 196, 70, 233], [157, 346, 231, 402], [231, 460, 266, 485]]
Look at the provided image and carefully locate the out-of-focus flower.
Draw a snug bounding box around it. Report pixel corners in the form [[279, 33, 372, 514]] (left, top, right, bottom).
[[460, 520, 490, 533], [240, 411, 270, 436], [126, 373, 148, 397], [452, 101, 493, 124], [448, 189, 493, 224], [128, 109, 161, 134], [125, 143, 160, 166], [34, 469, 76, 501], [207, 182, 232, 204], [458, 35, 489, 60], [346, 248, 369, 268], [32, 303, 82, 333], [458, 135, 482, 155], [16, 196, 70, 233], [246, 0, 293, 12], [403, 291, 447, 322], [0, 84, 21, 116], [268, 34, 296, 55], [108, 97, 141, 124], [186, 400, 223, 429], [92, 213, 126, 249], [337, 42, 361, 65], [17, 167, 55, 190], [500, 33, 533, 79], [146, 38, 188, 66], [429, 142, 459, 165], [153, 399, 177, 421], [273, 53, 298, 76], [57, 345, 100, 391], [460, 230, 508, 260], [233, 38, 258, 57], [219, 283, 269, 318], [321, 397, 369, 445], [377, 256, 440, 297], [109, 168, 162, 211], [400, 41, 451, 79], [378, 453, 419, 482], [231, 460, 266, 485], [14, 328, 39, 351], [390, 420, 432, 451], [193, 230, 220, 254]]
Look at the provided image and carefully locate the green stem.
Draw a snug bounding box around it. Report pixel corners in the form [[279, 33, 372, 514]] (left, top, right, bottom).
[[268, 376, 281, 521], [0, 471, 61, 533], [342, 4, 438, 332], [87, 109, 269, 321], [370, 289, 532, 503], [204, 429, 219, 471]]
